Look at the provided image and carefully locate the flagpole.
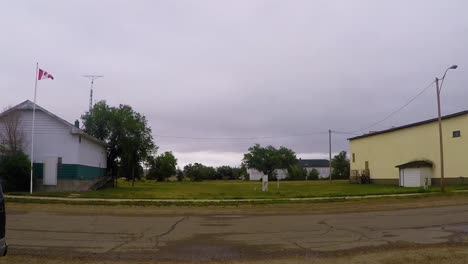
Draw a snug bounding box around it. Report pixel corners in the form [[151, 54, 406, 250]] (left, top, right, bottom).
[[30, 63, 38, 194]]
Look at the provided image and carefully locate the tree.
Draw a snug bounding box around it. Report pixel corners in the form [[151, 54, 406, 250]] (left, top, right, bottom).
[[216, 166, 234, 180], [183, 163, 216, 181], [231, 167, 243, 180], [0, 108, 26, 154], [0, 108, 30, 191], [287, 164, 307, 181], [331, 151, 350, 179], [0, 151, 30, 192], [243, 144, 297, 181], [147, 151, 177, 182], [176, 167, 184, 182], [308, 168, 320, 180], [81, 101, 156, 183], [238, 164, 249, 180]]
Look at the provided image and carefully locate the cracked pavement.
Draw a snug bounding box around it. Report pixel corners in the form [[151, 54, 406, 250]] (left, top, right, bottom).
[[6, 204, 468, 260]]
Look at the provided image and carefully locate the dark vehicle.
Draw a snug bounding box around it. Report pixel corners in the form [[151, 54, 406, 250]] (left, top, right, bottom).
[[0, 186, 6, 256]]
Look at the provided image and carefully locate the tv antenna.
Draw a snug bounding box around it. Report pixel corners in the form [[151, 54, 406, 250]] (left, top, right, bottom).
[[82, 75, 104, 111]]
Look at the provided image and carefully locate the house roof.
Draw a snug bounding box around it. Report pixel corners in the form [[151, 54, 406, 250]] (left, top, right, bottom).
[[348, 110, 468, 141], [395, 160, 433, 169], [298, 159, 329, 168], [0, 100, 107, 147]]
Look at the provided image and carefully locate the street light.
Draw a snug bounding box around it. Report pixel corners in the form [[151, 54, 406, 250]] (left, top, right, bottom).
[[435, 65, 458, 192]]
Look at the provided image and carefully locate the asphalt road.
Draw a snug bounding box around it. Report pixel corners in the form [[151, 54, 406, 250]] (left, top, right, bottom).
[[6, 204, 468, 261]]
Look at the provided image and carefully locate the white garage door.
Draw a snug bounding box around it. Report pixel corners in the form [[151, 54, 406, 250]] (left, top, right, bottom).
[[401, 168, 421, 187]]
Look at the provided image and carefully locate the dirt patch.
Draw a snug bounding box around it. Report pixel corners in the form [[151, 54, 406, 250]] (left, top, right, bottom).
[[4, 243, 468, 264]]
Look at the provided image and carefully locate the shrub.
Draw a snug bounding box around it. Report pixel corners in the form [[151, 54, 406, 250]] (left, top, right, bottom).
[[308, 168, 320, 180], [184, 163, 216, 181], [0, 151, 31, 192], [287, 164, 307, 181], [176, 168, 184, 182]]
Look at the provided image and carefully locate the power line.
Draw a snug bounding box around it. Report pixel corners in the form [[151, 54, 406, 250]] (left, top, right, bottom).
[[331, 131, 360, 136], [153, 80, 436, 141], [153, 131, 329, 140], [343, 79, 436, 134]]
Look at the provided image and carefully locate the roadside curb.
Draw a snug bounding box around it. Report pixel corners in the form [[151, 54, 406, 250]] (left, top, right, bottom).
[[6, 191, 467, 204]]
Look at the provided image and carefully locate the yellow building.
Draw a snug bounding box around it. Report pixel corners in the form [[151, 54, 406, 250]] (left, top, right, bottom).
[[349, 111, 468, 186]]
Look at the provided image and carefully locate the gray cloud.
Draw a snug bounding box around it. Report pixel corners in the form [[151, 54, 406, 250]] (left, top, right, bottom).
[[1, 0, 467, 166]]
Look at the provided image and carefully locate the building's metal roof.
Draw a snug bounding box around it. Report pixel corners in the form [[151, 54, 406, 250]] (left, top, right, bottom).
[[348, 110, 468, 141], [298, 159, 329, 168], [0, 100, 107, 147], [395, 160, 433, 169]]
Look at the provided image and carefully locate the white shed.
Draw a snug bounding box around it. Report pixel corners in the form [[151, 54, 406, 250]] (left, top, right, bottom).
[[0, 100, 108, 192], [397, 161, 433, 187]]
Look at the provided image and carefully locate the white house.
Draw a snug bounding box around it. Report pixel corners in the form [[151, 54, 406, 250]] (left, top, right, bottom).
[[298, 159, 330, 179], [247, 168, 288, 181], [247, 159, 330, 181], [0, 100, 107, 192]]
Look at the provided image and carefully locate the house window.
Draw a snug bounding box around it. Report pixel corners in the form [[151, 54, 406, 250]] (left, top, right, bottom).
[[453, 130, 461, 138], [352, 153, 355, 163]]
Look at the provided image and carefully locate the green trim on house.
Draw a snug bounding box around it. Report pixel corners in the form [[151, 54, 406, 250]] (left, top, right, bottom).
[[58, 164, 106, 180], [33, 163, 44, 178], [33, 163, 106, 180]]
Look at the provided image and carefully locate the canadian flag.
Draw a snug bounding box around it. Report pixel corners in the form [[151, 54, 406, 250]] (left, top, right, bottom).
[[38, 68, 54, 80]]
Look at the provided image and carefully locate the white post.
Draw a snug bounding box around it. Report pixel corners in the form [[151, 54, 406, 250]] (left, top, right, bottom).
[[30, 63, 38, 194], [262, 174, 268, 192]]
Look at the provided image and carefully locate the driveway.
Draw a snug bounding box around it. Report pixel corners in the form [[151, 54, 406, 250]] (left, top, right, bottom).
[[5, 203, 468, 261]]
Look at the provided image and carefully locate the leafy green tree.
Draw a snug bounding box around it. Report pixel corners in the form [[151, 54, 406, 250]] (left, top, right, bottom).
[[81, 101, 156, 183], [0, 151, 30, 192], [331, 151, 350, 179], [243, 144, 297, 181], [216, 166, 234, 180], [231, 167, 244, 180], [308, 168, 320, 180], [203, 165, 217, 181], [287, 164, 307, 181], [183, 163, 216, 181], [238, 164, 249, 180], [147, 151, 177, 182], [176, 167, 184, 182]]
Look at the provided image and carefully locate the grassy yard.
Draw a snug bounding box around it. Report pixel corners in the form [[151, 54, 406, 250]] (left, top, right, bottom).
[[23, 180, 468, 199]]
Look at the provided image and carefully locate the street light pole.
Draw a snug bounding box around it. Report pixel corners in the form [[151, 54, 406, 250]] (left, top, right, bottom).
[[435, 77, 445, 192], [435, 65, 458, 192], [329, 129, 332, 182]]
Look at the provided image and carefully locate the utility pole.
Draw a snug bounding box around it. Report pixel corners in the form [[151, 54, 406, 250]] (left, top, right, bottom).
[[434, 65, 458, 192], [435, 78, 445, 192], [83, 75, 104, 111], [329, 129, 332, 182]]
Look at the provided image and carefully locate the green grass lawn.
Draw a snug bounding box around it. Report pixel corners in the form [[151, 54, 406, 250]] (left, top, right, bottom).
[[24, 180, 468, 200]]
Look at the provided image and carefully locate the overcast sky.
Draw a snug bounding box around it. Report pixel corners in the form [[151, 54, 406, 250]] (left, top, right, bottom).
[[1, 1, 467, 167]]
